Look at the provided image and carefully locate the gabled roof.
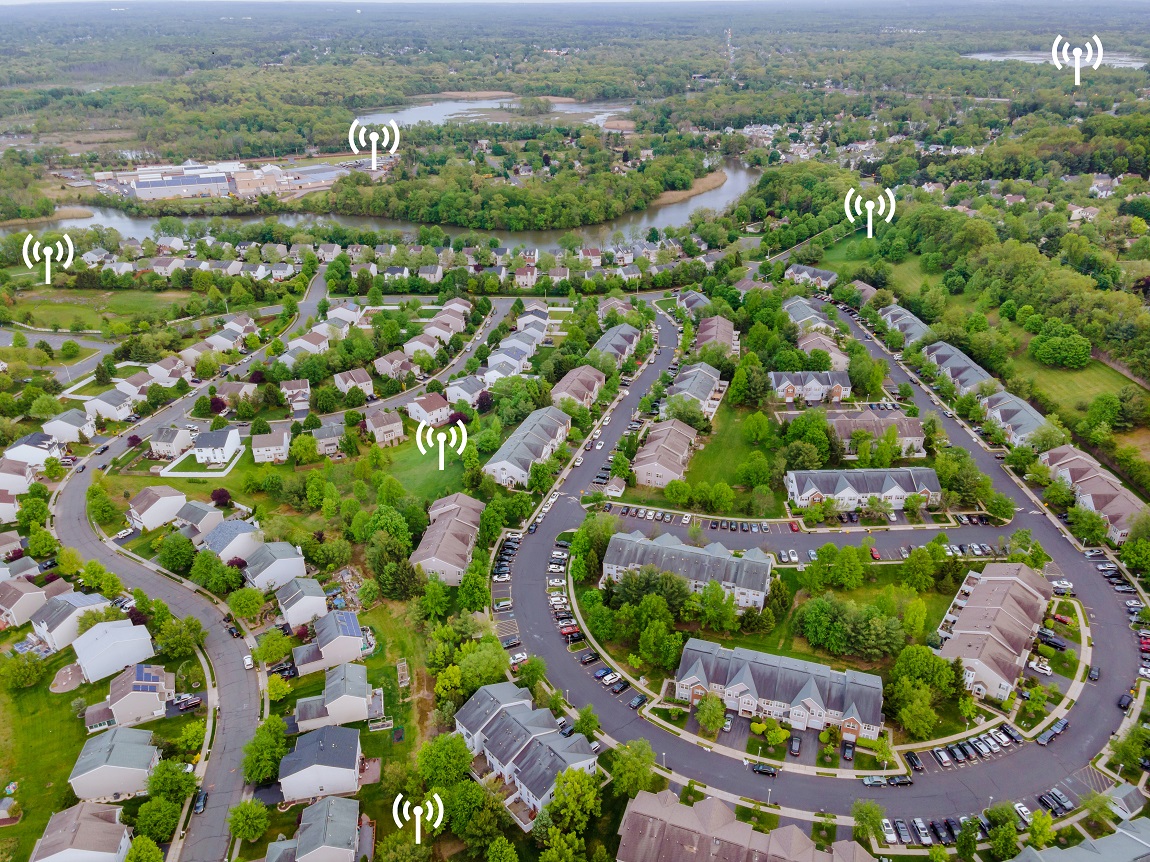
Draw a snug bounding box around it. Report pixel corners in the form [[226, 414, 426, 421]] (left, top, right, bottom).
[[280, 725, 360, 777], [30, 803, 128, 862], [194, 429, 237, 449], [454, 681, 532, 737], [315, 610, 361, 649], [32, 592, 108, 632], [70, 727, 156, 779], [296, 796, 360, 860], [129, 484, 183, 515], [276, 577, 325, 610], [46, 408, 90, 429], [201, 519, 257, 555], [245, 542, 302, 578], [605, 531, 773, 594]]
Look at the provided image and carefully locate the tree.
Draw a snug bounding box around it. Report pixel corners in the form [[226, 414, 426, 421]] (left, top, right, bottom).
[[903, 598, 927, 641], [1068, 506, 1109, 546], [458, 566, 490, 613], [147, 759, 196, 802], [1111, 726, 1150, 777], [927, 846, 948, 862], [1080, 790, 1113, 826], [267, 673, 292, 702], [80, 560, 123, 596], [516, 656, 547, 690], [242, 716, 288, 785], [1028, 809, 1055, 849], [29, 394, 62, 420], [254, 628, 290, 663], [487, 836, 519, 862], [852, 799, 885, 844], [134, 798, 181, 843], [126, 837, 164, 862], [956, 817, 979, 861], [421, 576, 450, 622], [290, 433, 320, 464], [743, 411, 771, 443], [27, 524, 58, 557], [155, 531, 195, 573], [612, 738, 656, 797], [0, 652, 47, 690], [158, 616, 206, 658], [548, 768, 600, 835], [228, 800, 271, 843], [695, 692, 726, 735], [227, 587, 264, 620], [573, 704, 600, 740], [57, 546, 84, 576], [177, 719, 206, 753], [989, 823, 1018, 861], [417, 732, 472, 787]]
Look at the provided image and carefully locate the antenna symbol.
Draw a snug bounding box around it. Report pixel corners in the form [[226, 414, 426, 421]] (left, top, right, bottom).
[[22, 233, 74, 285], [392, 793, 444, 845], [1051, 35, 1103, 87], [348, 119, 400, 171], [415, 417, 468, 472], [844, 188, 896, 239]]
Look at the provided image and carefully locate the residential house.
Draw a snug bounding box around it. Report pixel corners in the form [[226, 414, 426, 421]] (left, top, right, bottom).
[[443, 298, 473, 318], [782, 296, 834, 334], [265, 797, 361, 862], [73, 620, 155, 683], [0, 458, 35, 496], [445, 376, 486, 409], [551, 365, 606, 409], [0, 577, 71, 628], [151, 257, 185, 278], [1039, 445, 1146, 544], [484, 407, 571, 487], [850, 280, 879, 306], [205, 328, 244, 353], [150, 426, 193, 459], [42, 409, 96, 445], [769, 371, 852, 403], [592, 323, 641, 362], [1013, 816, 1150, 862], [579, 248, 602, 267], [0, 489, 15, 524], [201, 260, 242, 278], [156, 236, 185, 252], [676, 639, 883, 739], [373, 351, 414, 380], [127, 485, 186, 532], [29, 802, 131, 862], [224, 313, 259, 337], [68, 727, 159, 800], [279, 725, 362, 803], [598, 296, 632, 321], [6, 432, 63, 470], [548, 267, 570, 282], [418, 264, 443, 283], [294, 663, 383, 733], [84, 663, 175, 733], [277, 577, 329, 630], [244, 542, 306, 592], [199, 519, 261, 563], [407, 392, 452, 428], [292, 610, 365, 677], [281, 379, 312, 412], [980, 391, 1047, 447], [364, 408, 406, 447], [289, 330, 330, 356], [633, 419, 697, 488], [382, 266, 409, 281], [252, 429, 291, 464], [115, 372, 155, 401], [694, 316, 739, 354], [785, 467, 942, 510], [146, 357, 190, 387], [514, 266, 537, 289], [174, 500, 224, 539], [922, 342, 1000, 396], [193, 428, 241, 464], [403, 333, 440, 360], [32, 592, 112, 651], [879, 305, 932, 346], [410, 493, 484, 586], [677, 289, 711, 316], [0, 531, 22, 560], [938, 563, 1054, 701], [333, 368, 373, 399], [179, 340, 214, 367], [85, 390, 134, 422], [832, 411, 926, 458], [1069, 203, 1100, 222], [290, 243, 313, 262], [785, 264, 838, 288], [216, 381, 258, 404], [317, 244, 341, 262], [663, 363, 724, 420], [797, 331, 849, 371], [271, 262, 295, 281], [311, 425, 344, 457]]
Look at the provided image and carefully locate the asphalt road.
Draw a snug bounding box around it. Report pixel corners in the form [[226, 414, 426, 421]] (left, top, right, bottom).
[[504, 298, 1141, 823]]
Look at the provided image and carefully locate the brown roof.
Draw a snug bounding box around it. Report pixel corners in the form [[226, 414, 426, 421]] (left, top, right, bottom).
[[551, 365, 606, 405], [129, 485, 183, 514], [31, 803, 127, 861]]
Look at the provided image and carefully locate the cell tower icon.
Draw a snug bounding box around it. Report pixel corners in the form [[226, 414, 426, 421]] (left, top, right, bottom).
[[844, 187, 896, 239], [415, 418, 467, 472]]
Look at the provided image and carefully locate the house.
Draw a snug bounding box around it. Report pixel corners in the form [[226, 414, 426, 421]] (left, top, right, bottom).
[[193, 428, 241, 464], [281, 379, 312, 412], [514, 266, 537, 289], [979, 391, 1047, 447], [173, 500, 224, 539], [484, 407, 571, 487], [694, 316, 739, 354], [364, 408, 406, 447], [579, 248, 602, 267], [832, 410, 926, 458], [289, 330, 330, 356], [922, 342, 1000, 396], [769, 371, 852, 403], [317, 244, 341, 262], [115, 371, 156, 400], [290, 243, 313, 262], [333, 368, 373, 399], [598, 296, 631, 321], [265, 797, 362, 862], [785, 467, 942, 510], [68, 727, 159, 800], [422, 317, 458, 346], [0, 530, 22, 560], [0, 577, 71, 628], [216, 381, 259, 404], [782, 296, 834, 333], [29, 802, 131, 862], [295, 663, 383, 733], [445, 375, 486, 408], [677, 289, 711, 316], [1039, 445, 1146, 544], [244, 542, 306, 592], [146, 356, 190, 386], [633, 419, 697, 488], [73, 620, 155, 683], [0, 490, 16, 524], [271, 262, 295, 281], [179, 340, 214, 366], [551, 365, 606, 409], [592, 323, 641, 362], [206, 328, 244, 353], [0, 457, 36, 495], [1012, 814, 1150, 862], [42, 409, 96, 444], [676, 638, 883, 739], [127, 485, 186, 532], [407, 392, 451, 428], [201, 259, 242, 278], [797, 331, 849, 371], [6, 432, 62, 469], [277, 577, 329, 629], [938, 563, 1054, 701], [199, 519, 261, 563], [252, 429, 291, 464], [410, 493, 484, 586], [850, 279, 878, 306], [32, 592, 112, 651], [443, 297, 473, 318], [83, 664, 175, 732], [156, 236, 185, 252], [279, 725, 362, 803], [85, 390, 134, 422], [150, 426, 193, 459], [548, 267, 570, 282], [151, 257, 185, 278], [82, 248, 110, 266], [785, 263, 838, 288], [663, 364, 724, 420], [403, 333, 440, 360], [311, 425, 344, 457], [456, 682, 597, 825], [382, 266, 409, 281], [878, 304, 932, 347], [1069, 203, 1100, 222], [5, 555, 38, 581], [373, 351, 414, 380], [618, 791, 876, 862], [292, 610, 365, 677], [418, 264, 443, 283]]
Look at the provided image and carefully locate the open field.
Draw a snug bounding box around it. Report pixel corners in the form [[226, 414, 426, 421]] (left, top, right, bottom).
[[13, 288, 195, 330], [1009, 351, 1148, 425]]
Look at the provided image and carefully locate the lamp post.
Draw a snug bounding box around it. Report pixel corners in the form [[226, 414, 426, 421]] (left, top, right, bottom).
[[662, 752, 666, 770], [767, 786, 772, 807]]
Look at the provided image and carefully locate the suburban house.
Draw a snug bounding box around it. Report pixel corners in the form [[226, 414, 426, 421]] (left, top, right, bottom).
[[922, 341, 1000, 396], [292, 610, 365, 677], [663, 363, 724, 420], [0, 489, 15, 523], [633, 419, 697, 488], [6, 432, 63, 469], [850, 279, 879, 306], [333, 369, 373, 399], [29, 803, 131, 862], [150, 426, 194, 459], [278, 725, 363, 803], [364, 408, 406, 447], [199, 519, 261, 563], [551, 365, 606, 409], [797, 331, 849, 371], [68, 727, 159, 800], [193, 428, 242, 465], [603, 532, 774, 610], [0, 577, 71, 628], [1013, 813, 1150, 862], [179, 340, 214, 366], [252, 429, 291, 464], [85, 390, 135, 422], [769, 371, 852, 403], [294, 663, 383, 733], [0, 457, 36, 496], [311, 425, 344, 457], [73, 620, 156, 683], [277, 577, 329, 630], [1039, 445, 1146, 544], [592, 323, 641, 362], [403, 333, 440, 360], [115, 372, 156, 400], [317, 244, 340, 262], [784, 263, 838, 288], [445, 375, 486, 408], [83, 664, 175, 732], [598, 296, 632, 321], [289, 330, 331, 357], [373, 351, 414, 380], [617, 791, 876, 862], [206, 328, 244, 353], [938, 562, 1054, 701], [32, 592, 112, 651], [127, 485, 187, 532], [832, 411, 926, 458], [244, 542, 306, 592], [979, 391, 1047, 447], [42, 409, 96, 444], [678, 290, 711, 316], [265, 797, 362, 862], [406, 392, 452, 427], [151, 257, 185, 278], [785, 467, 942, 510], [281, 379, 312, 412], [782, 296, 834, 333], [676, 639, 883, 740], [410, 493, 484, 586], [879, 305, 932, 346], [0, 531, 22, 560], [484, 407, 571, 487], [146, 356, 191, 387], [694, 316, 739, 354], [418, 264, 443, 283], [174, 500, 224, 539], [456, 682, 597, 827]]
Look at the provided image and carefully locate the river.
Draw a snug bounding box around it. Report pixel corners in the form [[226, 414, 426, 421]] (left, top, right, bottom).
[[357, 98, 634, 129], [15, 158, 761, 246]]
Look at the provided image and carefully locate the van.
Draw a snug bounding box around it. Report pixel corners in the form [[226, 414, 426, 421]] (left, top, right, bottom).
[[589, 740, 601, 753], [494, 599, 514, 612]]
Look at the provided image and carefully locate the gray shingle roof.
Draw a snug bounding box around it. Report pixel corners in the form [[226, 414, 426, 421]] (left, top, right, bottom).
[[152, 426, 185, 445], [592, 323, 640, 360], [454, 682, 531, 737], [245, 541, 302, 578], [514, 732, 595, 800], [49, 408, 90, 429], [665, 363, 720, 406], [980, 391, 1046, 440], [486, 407, 570, 477], [201, 519, 257, 555], [176, 499, 217, 527], [787, 467, 940, 498], [279, 725, 360, 777], [69, 727, 156, 779], [315, 610, 361, 649], [194, 429, 235, 449], [276, 577, 324, 610], [296, 796, 360, 860], [923, 341, 999, 393], [879, 304, 931, 345], [604, 531, 774, 593], [31, 592, 107, 632]]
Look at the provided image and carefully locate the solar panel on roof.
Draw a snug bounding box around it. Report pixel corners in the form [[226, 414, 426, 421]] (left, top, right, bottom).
[[335, 612, 360, 638]]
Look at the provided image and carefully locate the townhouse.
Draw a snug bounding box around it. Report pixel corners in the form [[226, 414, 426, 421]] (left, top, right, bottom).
[[677, 290, 711, 317], [769, 370, 852, 403], [979, 391, 1047, 447], [797, 331, 849, 371], [922, 341, 1000, 396], [832, 410, 925, 458], [410, 493, 485, 586], [784, 264, 838, 288], [662, 363, 724, 420], [879, 304, 932, 347], [483, 407, 571, 487], [551, 365, 606, 409], [784, 467, 942, 510], [633, 419, 697, 488], [1039, 445, 1146, 544], [592, 323, 641, 362], [694, 315, 739, 354], [782, 296, 834, 333], [42, 409, 96, 444], [598, 296, 632, 321]]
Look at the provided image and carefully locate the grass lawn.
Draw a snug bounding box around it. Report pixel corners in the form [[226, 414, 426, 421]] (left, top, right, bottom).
[[811, 819, 838, 850], [736, 804, 780, 833], [650, 705, 689, 729], [236, 805, 303, 862], [680, 781, 706, 805], [744, 735, 787, 762], [821, 243, 942, 298], [71, 377, 116, 397], [385, 429, 466, 501], [1051, 601, 1082, 645], [1054, 826, 1086, 848], [16, 288, 196, 330], [1009, 351, 1150, 426], [1048, 647, 1079, 680]]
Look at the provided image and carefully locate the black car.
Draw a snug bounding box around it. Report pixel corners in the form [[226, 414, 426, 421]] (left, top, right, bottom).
[[267, 660, 294, 674], [905, 750, 924, 772], [39, 558, 58, 571], [842, 741, 854, 761], [527, 523, 537, 533], [789, 735, 801, 756], [501, 636, 522, 649], [946, 743, 966, 763], [555, 541, 571, 549], [227, 625, 241, 638], [1001, 725, 1024, 745], [1037, 794, 1060, 814], [193, 789, 208, 814], [958, 741, 977, 760], [560, 725, 576, 738], [710, 520, 718, 529], [566, 632, 585, 644], [1120, 693, 1134, 709], [579, 651, 600, 665], [274, 666, 298, 679], [752, 763, 778, 776], [94, 445, 109, 455], [931, 821, 952, 845], [609, 679, 630, 694], [628, 695, 647, 709], [887, 775, 913, 787]]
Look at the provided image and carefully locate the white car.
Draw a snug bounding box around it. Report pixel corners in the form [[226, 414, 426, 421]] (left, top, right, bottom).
[[592, 429, 602, 439], [603, 416, 611, 426], [114, 529, 133, 540], [1051, 579, 1074, 590], [881, 819, 898, 845], [509, 652, 528, 666], [1014, 803, 1032, 826], [600, 673, 621, 687], [548, 578, 565, 587], [548, 564, 566, 573], [549, 493, 559, 503], [574, 456, 583, 466], [595, 441, 605, 450], [243, 654, 254, 670], [493, 574, 511, 582], [1138, 668, 1150, 680], [788, 550, 799, 563], [1028, 659, 1052, 676], [1128, 600, 1146, 609], [551, 551, 569, 560], [682, 514, 691, 525], [646, 510, 655, 520]]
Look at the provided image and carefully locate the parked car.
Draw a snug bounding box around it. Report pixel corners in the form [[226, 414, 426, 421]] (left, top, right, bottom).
[[893, 820, 913, 845], [905, 750, 924, 772], [628, 695, 647, 709], [842, 741, 854, 761], [887, 775, 913, 787], [722, 713, 733, 732], [789, 735, 802, 756], [600, 673, 621, 686], [931, 747, 952, 767], [193, 789, 208, 814], [753, 763, 778, 777], [862, 776, 886, 787], [881, 819, 898, 844], [580, 651, 600, 665], [609, 679, 631, 694]]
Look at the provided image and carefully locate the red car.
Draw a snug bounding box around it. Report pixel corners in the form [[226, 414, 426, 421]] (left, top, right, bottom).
[[1053, 613, 1073, 625], [559, 625, 580, 636], [789, 521, 800, 532], [870, 547, 882, 560]]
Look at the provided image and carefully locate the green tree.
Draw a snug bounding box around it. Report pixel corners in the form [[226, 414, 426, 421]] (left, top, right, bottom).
[[516, 656, 547, 690], [0, 651, 48, 690], [458, 566, 490, 612], [927, 846, 948, 862], [548, 768, 600, 835], [134, 798, 181, 843], [242, 716, 288, 784], [612, 738, 657, 797], [417, 732, 473, 787], [254, 628, 290, 663], [487, 836, 519, 862], [989, 823, 1018, 861], [743, 411, 771, 443], [421, 576, 450, 622], [126, 837, 164, 862], [158, 616, 206, 658], [227, 587, 264, 620], [177, 719, 206, 753], [157, 533, 196, 573], [1028, 809, 1055, 848], [290, 433, 320, 464], [228, 800, 271, 843], [267, 674, 292, 702], [956, 817, 980, 861], [852, 799, 885, 844], [57, 546, 84, 576], [695, 692, 726, 735], [573, 704, 600, 740], [147, 759, 196, 802]]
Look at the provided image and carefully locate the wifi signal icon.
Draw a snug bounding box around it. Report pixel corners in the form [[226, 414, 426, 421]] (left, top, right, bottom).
[[1052, 35, 1104, 87], [348, 118, 400, 171], [415, 417, 468, 472], [392, 792, 444, 845], [22, 232, 74, 285], [844, 187, 896, 239]]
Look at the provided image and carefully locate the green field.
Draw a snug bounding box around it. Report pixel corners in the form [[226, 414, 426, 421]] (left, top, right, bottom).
[[13, 288, 196, 330], [821, 242, 942, 297]]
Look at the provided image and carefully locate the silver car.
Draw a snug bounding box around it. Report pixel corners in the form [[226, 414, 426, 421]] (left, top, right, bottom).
[[788, 550, 799, 563]]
